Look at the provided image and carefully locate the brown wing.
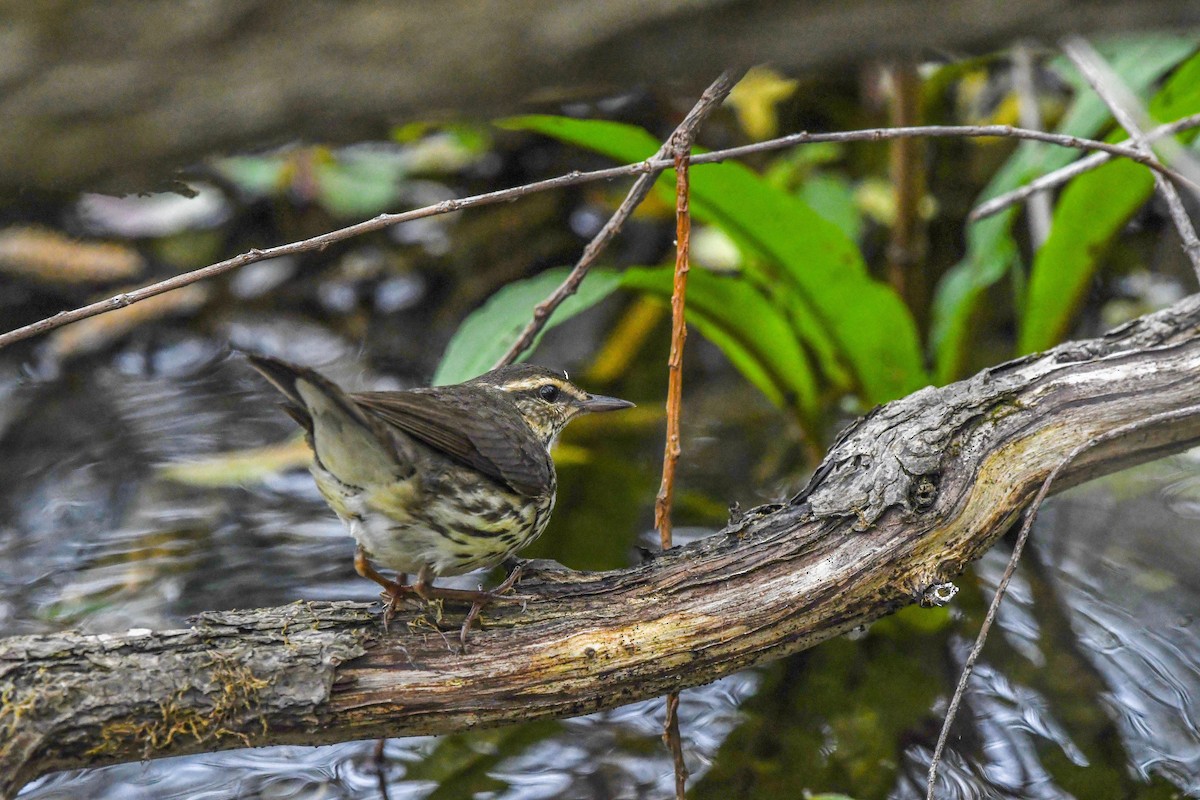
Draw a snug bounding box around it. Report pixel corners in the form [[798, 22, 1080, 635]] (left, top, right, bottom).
[[353, 388, 552, 497]]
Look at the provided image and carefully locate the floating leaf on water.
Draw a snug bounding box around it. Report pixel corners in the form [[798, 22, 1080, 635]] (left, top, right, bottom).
[[47, 284, 209, 360], [158, 437, 312, 487], [76, 185, 232, 238], [0, 226, 143, 284]]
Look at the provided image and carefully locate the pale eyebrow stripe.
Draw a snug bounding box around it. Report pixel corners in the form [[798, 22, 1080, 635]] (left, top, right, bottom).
[[503, 377, 585, 400]]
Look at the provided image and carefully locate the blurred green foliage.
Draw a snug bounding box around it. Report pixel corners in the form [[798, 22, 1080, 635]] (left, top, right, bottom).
[[433, 267, 623, 385], [433, 39, 1200, 448], [505, 114, 928, 408], [931, 36, 1198, 380], [1020, 48, 1200, 353]]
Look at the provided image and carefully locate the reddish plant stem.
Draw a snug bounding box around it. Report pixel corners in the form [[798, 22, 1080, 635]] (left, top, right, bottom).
[[655, 150, 692, 551], [663, 691, 687, 799], [657, 144, 694, 800]]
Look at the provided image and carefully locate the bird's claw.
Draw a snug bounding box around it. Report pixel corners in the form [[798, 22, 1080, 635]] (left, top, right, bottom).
[[458, 565, 527, 653], [379, 584, 418, 632]]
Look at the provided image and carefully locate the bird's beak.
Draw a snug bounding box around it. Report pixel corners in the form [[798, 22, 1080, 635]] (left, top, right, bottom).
[[580, 394, 636, 413]]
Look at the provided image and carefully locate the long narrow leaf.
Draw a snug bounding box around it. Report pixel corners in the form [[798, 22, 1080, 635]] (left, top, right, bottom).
[[1020, 48, 1200, 353], [930, 35, 1197, 381], [434, 268, 622, 385], [622, 266, 820, 426], [505, 115, 927, 404]]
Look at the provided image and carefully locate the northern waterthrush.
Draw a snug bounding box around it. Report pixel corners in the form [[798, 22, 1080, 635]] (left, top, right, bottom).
[[247, 354, 633, 623]]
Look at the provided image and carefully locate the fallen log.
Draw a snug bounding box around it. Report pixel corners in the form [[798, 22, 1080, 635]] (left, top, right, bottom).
[[5, 295, 1200, 798]]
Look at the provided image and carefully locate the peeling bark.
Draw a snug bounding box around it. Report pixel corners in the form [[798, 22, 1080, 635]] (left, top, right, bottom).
[[5, 296, 1200, 798]]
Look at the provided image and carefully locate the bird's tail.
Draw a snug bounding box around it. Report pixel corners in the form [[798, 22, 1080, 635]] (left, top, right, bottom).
[[245, 354, 402, 487]]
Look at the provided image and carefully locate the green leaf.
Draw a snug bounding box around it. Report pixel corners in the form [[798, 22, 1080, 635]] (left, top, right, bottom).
[[930, 35, 1198, 382], [621, 266, 820, 425], [800, 173, 863, 242], [433, 268, 622, 385], [313, 151, 408, 218], [403, 722, 560, 799], [506, 115, 926, 404], [1020, 48, 1200, 353], [210, 154, 289, 197]]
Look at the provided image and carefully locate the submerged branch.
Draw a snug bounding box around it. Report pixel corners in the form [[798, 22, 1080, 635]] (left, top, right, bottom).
[[6, 296, 1200, 797]]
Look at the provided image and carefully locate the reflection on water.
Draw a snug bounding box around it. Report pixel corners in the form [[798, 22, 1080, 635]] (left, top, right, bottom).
[[1034, 461, 1200, 794], [0, 325, 370, 635], [899, 458, 1200, 800], [7, 324, 1200, 797]]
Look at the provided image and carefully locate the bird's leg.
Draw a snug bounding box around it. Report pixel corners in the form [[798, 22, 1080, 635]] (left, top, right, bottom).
[[355, 545, 413, 630], [411, 564, 524, 604], [459, 563, 525, 652], [411, 564, 436, 601], [354, 544, 398, 592], [411, 564, 445, 624], [383, 572, 410, 629], [411, 564, 533, 652]]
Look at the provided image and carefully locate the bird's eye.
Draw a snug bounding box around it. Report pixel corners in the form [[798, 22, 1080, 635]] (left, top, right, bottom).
[[538, 384, 561, 402]]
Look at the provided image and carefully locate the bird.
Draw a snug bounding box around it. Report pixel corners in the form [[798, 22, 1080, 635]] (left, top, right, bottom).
[[245, 353, 634, 631]]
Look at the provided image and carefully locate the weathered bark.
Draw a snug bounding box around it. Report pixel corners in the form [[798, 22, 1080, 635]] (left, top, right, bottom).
[[5, 296, 1200, 797], [4, 0, 1199, 193]]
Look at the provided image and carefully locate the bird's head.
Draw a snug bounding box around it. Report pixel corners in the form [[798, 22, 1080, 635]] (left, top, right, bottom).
[[470, 364, 634, 449]]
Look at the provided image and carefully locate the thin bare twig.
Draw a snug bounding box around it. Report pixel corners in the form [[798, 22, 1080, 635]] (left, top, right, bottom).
[[4, 115, 1195, 354], [0, 165, 652, 351], [970, 112, 1200, 221], [371, 737, 391, 800], [1012, 43, 1053, 248], [886, 61, 928, 324], [924, 404, 1200, 798], [493, 68, 744, 369], [1063, 37, 1200, 279], [686, 124, 1199, 191]]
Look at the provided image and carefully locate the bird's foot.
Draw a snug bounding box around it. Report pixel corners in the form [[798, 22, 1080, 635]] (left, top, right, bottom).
[[379, 582, 418, 632], [411, 583, 532, 605], [458, 564, 526, 653], [355, 547, 419, 633]]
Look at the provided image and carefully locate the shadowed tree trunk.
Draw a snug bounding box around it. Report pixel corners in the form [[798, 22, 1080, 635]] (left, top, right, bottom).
[[4, 295, 1200, 799]]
